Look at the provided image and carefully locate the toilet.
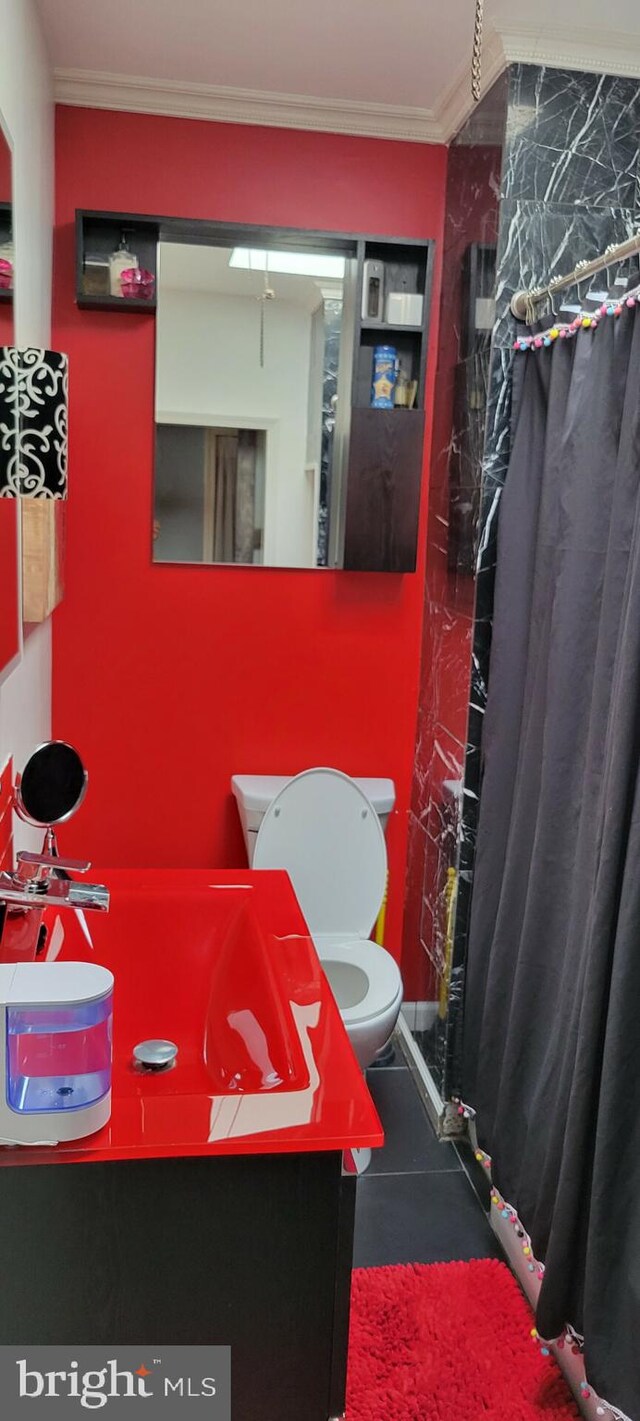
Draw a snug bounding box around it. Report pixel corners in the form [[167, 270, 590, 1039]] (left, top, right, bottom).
[[245, 768, 403, 1070]]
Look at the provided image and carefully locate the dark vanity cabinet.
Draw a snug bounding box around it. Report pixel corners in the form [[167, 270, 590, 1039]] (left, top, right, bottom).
[[0, 1151, 356, 1421]]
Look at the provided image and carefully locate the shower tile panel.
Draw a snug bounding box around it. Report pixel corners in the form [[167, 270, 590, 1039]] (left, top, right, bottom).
[[493, 200, 637, 351], [503, 66, 640, 209], [403, 82, 506, 1087]]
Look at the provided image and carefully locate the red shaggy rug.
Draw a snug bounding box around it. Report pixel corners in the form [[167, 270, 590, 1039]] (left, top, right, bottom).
[[347, 1259, 581, 1420]]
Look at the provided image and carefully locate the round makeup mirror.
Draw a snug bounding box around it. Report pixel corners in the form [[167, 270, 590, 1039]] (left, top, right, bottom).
[[15, 741, 88, 829]]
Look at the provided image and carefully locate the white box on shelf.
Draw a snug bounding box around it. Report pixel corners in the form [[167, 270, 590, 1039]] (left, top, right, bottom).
[[385, 292, 424, 326]]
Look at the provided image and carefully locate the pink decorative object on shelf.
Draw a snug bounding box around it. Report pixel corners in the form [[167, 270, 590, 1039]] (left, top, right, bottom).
[[0, 258, 13, 291], [119, 266, 155, 300]]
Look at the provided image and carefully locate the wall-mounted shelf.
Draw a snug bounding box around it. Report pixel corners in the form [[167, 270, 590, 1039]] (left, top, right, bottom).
[[76, 292, 156, 314], [352, 238, 433, 413], [360, 320, 424, 335], [76, 211, 159, 312], [343, 235, 434, 571]]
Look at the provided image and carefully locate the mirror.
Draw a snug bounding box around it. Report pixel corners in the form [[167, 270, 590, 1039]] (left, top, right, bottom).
[[153, 239, 354, 569], [0, 498, 19, 681], [0, 112, 18, 684], [0, 116, 13, 343], [15, 742, 88, 829]]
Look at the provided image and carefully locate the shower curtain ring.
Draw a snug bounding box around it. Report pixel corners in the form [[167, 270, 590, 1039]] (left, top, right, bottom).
[[546, 285, 559, 323], [574, 259, 590, 310]]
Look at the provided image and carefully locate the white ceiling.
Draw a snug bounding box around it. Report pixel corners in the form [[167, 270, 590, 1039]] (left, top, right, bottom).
[[158, 242, 342, 311], [38, 0, 475, 110], [36, 0, 640, 144]]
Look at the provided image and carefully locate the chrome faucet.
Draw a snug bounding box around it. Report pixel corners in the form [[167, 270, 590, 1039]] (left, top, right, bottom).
[[0, 851, 109, 959], [1, 850, 110, 910], [0, 740, 110, 961]]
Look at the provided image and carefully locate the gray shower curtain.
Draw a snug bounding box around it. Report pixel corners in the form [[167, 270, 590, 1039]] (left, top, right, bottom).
[[207, 430, 256, 564], [462, 308, 640, 1418]]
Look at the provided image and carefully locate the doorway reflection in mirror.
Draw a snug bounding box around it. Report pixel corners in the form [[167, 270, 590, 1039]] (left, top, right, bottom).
[[155, 424, 266, 565]]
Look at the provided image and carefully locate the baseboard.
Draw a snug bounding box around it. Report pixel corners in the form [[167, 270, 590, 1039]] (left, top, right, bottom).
[[400, 1000, 439, 1033], [395, 1013, 445, 1134]]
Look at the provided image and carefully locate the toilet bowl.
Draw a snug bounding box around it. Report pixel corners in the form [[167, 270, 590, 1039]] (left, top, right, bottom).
[[252, 768, 403, 1070]]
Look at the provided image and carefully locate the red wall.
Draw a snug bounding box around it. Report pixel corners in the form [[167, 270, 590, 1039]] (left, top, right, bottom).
[[52, 107, 447, 959]]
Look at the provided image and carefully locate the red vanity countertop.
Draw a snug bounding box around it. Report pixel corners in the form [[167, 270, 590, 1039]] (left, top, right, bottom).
[[0, 869, 383, 1168]]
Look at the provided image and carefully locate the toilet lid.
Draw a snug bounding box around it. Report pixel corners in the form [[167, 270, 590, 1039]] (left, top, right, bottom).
[[253, 768, 387, 939]]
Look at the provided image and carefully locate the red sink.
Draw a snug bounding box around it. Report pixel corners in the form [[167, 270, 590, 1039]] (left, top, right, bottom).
[[5, 869, 383, 1166]]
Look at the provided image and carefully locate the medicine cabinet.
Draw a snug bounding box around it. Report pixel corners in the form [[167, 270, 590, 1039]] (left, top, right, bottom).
[[76, 210, 435, 573]]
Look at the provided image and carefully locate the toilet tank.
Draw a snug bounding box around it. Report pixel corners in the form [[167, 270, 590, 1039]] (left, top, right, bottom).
[[231, 774, 396, 866]]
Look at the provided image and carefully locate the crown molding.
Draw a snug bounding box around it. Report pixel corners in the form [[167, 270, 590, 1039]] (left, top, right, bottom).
[[435, 28, 508, 145], [53, 23, 640, 154], [433, 20, 640, 147], [499, 20, 640, 81], [53, 67, 442, 145]]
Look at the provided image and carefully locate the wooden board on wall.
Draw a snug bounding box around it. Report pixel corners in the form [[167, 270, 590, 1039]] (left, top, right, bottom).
[[343, 408, 425, 573], [21, 500, 65, 623]]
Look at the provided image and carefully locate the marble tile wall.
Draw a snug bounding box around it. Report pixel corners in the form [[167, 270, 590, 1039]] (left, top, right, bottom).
[[402, 81, 505, 1087], [405, 62, 640, 1097]]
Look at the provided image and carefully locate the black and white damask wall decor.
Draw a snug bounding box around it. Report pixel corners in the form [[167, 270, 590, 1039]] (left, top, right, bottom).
[[0, 346, 68, 498]]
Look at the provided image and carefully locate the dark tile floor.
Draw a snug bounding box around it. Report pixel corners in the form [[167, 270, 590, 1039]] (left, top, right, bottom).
[[353, 1058, 503, 1269]]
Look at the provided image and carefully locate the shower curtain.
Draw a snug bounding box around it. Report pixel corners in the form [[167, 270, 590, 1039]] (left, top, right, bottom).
[[462, 308, 640, 1419]]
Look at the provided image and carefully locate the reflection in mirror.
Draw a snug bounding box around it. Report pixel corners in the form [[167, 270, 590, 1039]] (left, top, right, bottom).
[[0, 117, 13, 343], [0, 114, 18, 685], [153, 240, 352, 568], [0, 500, 19, 681]]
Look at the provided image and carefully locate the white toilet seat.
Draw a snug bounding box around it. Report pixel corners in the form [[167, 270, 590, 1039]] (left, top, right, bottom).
[[315, 939, 402, 1026]]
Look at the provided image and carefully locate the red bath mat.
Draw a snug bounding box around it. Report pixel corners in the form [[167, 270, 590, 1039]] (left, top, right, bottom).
[[347, 1259, 580, 1420]]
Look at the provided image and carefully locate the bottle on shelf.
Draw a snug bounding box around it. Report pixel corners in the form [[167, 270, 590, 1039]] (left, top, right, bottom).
[[109, 230, 139, 298]]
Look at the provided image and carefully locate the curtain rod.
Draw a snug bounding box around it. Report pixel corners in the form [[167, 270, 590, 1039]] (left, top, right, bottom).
[[510, 231, 640, 322]]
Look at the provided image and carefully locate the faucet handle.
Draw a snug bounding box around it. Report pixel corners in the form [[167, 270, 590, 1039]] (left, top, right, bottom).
[[17, 850, 91, 874]]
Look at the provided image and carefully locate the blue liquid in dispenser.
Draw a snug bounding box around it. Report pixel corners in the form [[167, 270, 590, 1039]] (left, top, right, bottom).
[[6, 992, 113, 1114]]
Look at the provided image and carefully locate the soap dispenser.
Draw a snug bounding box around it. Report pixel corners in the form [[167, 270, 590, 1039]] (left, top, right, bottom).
[[109, 230, 139, 297], [0, 961, 113, 1145]]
